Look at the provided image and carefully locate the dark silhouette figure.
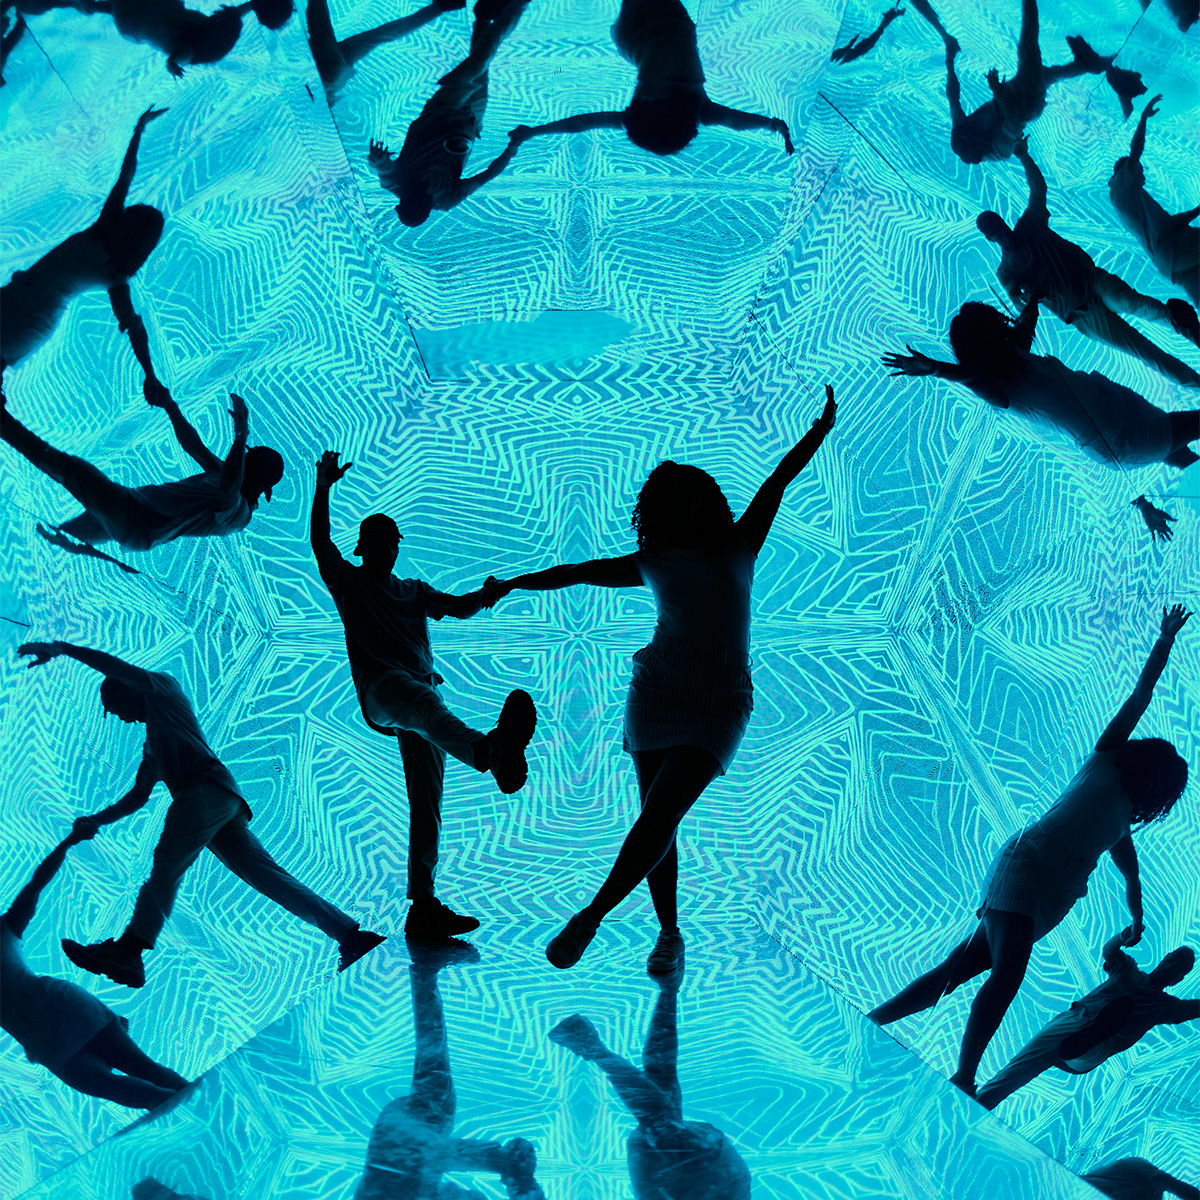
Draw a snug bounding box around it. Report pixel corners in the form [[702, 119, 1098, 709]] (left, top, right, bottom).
[[306, 0, 463, 105], [868, 605, 1191, 1098], [1141, 0, 1199, 32], [354, 938, 546, 1199], [978, 138, 1200, 389], [1110, 97, 1200, 308], [2, 814, 190, 1107], [131, 1182, 209, 1200], [2, 391, 284, 563], [1, 107, 170, 394], [486, 389, 836, 971], [508, 0, 794, 158], [830, 5, 905, 65], [1, 0, 103, 82], [908, 0, 1143, 163], [13, 640, 385, 988], [310, 451, 537, 940], [1081, 1158, 1200, 1200], [549, 973, 751, 1199], [883, 302, 1200, 542], [368, 0, 530, 227], [975, 929, 1197, 1109]]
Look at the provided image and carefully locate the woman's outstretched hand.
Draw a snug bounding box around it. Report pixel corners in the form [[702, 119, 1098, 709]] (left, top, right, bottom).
[[17, 641, 62, 668], [882, 346, 938, 377], [1160, 602, 1191, 641]]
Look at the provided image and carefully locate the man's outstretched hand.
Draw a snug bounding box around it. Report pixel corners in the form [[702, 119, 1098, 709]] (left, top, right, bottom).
[[1159, 602, 1191, 641], [883, 346, 939, 377], [17, 641, 62, 668], [1133, 494, 1176, 542], [316, 450, 352, 489], [228, 392, 249, 437]]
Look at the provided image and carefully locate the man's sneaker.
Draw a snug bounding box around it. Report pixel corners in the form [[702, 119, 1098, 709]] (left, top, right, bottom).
[[1167, 297, 1200, 346], [61, 938, 146, 988], [404, 898, 481, 939], [487, 689, 537, 794], [337, 928, 387, 972], [545, 912, 599, 969], [646, 929, 685, 976]]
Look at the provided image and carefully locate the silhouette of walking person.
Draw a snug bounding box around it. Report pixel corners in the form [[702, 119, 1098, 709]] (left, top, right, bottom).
[[549, 974, 751, 1198], [13, 640, 385, 988], [486, 388, 836, 971], [883, 302, 1200, 542], [508, 0, 793, 159], [974, 928, 1197, 1109], [368, 0, 530, 227], [868, 605, 1191, 1099], [306, 0, 464, 104], [310, 451, 537, 940], [354, 938, 546, 1200], [2, 813, 191, 1107], [908, 0, 1143, 163], [1081, 1158, 1200, 1200], [830, 5, 905, 65], [1110, 97, 1200, 309], [1, 107, 171, 396], [2, 391, 284, 564], [977, 138, 1200, 388]]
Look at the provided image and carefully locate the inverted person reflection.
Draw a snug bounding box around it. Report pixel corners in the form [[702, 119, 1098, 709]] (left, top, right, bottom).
[[13, 640, 386, 988], [975, 929, 1197, 1109], [355, 938, 546, 1200], [485, 389, 836, 972], [868, 606, 1191, 1099], [508, 0, 793, 159], [549, 969, 751, 1199], [830, 5, 905, 66], [1080, 1158, 1200, 1200]]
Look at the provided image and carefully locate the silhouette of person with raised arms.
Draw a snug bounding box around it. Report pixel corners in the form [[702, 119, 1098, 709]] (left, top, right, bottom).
[[368, 0, 530, 227], [486, 388, 836, 971], [974, 928, 1197, 1109], [883, 302, 1200, 542], [2, 812, 190, 1107], [1110, 96, 1200, 309], [977, 137, 1200, 389], [306, 0, 464, 105], [1081, 1158, 1200, 1200], [354, 939, 546, 1199], [2, 391, 284, 565], [549, 971, 751, 1199], [830, 5, 905, 66], [868, 605, 1191, 1099], [508, 0, 794, 159], [13, 639, 385, 988], [907, 0, 1143, 163], [1, 107, 171, 396], [310, 451, 537, 940]]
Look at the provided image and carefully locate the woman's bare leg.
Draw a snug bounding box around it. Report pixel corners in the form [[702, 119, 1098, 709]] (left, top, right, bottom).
[[868, 923, 992, 1024]]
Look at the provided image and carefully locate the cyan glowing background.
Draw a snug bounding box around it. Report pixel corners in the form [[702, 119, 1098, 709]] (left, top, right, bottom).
[[1, 0, 1197, 1195]]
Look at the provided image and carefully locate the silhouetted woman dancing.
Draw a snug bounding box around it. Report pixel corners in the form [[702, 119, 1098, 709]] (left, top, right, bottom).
[[869, 605, 1191, 1098], [489, 388, 836, 972]]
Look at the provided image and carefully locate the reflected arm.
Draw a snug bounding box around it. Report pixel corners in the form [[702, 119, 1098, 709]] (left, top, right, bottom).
[[149, 393, 222, 472], [1108, 834, 1143, 939], [1014, 140, 1049, 221], [515, 112, 624, 139], [4, 833, 76, 938], [1095, 610, 1188, 750], [460, 141, 520, 198], [701, 102, 793, 152], [54, 642, 155, 688], [108, 283, 167, 392], [500, 555, 642, 594]]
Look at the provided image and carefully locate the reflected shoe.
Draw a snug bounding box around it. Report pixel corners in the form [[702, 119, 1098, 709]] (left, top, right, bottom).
[[548, 1013, 606, 1059], [405, 897, 481, 938], [61, 938, 145, 988], [646, 929, 685, 976], [545, 912, 598, 969], [405, 935, 480, 970], [500, 1136, 545, 1200], [337, 928, 386, 972], [487, 689, 537, 794], [1167, 298, 1200, 346]]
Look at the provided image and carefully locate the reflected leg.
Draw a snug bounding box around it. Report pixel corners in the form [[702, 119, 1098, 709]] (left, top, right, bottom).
[[86, 1018, 188, 1090], [397, 730, 444, 901], [975, 1008, 1087, 1108], [642, 981, 683, 1121], [338, 2, 453, 67], [867, 922, 993, 1024], [1069, 306, 1200, 387], [408, 965, 456, 1130], [54, 1021, 183, 1108]]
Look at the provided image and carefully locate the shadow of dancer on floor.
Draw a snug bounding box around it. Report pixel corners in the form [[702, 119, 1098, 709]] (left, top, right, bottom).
[[1081, 1158, 1200, 1200], [883, 302, 1200, 541], [830, 5, 905, 65], [549, 969, 750, 1200], [1, 813, 191, 1108], [355, 938, 546, 1200], [867, 605, 1191, 1099], [509, 0, 793, 159], [369, 0, 530, 227], [12, 640, 385, 989], [908, 0, 1143, 163]]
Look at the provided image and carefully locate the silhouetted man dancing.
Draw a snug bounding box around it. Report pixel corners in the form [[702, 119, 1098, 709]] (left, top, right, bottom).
[[16, 640, 384, 987], [310, 451, 536, 939]]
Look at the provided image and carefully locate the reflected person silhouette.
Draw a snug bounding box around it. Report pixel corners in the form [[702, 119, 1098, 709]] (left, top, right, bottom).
[[1081, 1158, 1200, 1200], [907, 0, 1143, 163], [2, 814, 190, 1108], [310, 451, 536, 939], [14, 640, 385, 988], [486, 389, 836, 971], [883, 302, 1200, 542], [508, 0, 793, 159], [830, 5, 905, 65], [549, 971, 751, 1199], [1110, 96, 1200, 308], [868, 605, 1191, 1098], [977, 137, 1200, 389], [355, 938, 546, 1200], [975, 929, 1197, 1109], [368, 0, 531, 227], [131, 1181, 209, 1200], [1, 106, 170, 397]]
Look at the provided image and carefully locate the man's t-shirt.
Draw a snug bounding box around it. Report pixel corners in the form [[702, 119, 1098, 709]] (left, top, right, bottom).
[[125, 475, 251, 550], [1081, 1157, 1182, 1200]]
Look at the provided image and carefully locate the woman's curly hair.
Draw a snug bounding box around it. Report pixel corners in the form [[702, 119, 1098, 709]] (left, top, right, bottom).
[[1115, 737, 1188, 826], [631, 461, 735, 553]]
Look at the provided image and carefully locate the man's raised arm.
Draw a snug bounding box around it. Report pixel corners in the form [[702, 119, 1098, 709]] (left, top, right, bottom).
[[311, 449, 352, 580], [217, 393, 249, 501], [17, 640, 155, 687], [1013, 137, 1049, 221], [145, 389, 222, 472], [98, 106, 168, 224]]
